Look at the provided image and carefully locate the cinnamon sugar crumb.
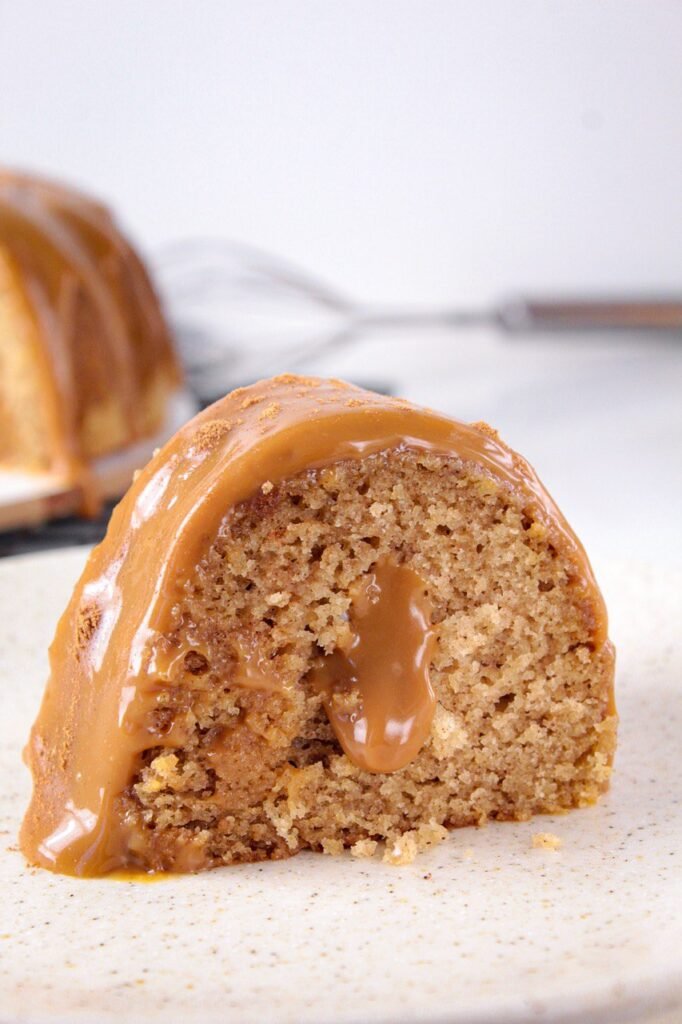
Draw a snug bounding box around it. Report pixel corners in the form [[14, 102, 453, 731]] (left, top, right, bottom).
[[470, 421, 500, 441], [190, 421, 230, 453], [76, 602, 101, 651], [261, 481, 274, 494], [258, 402, 281, 421], [272, 374, 323, 391], [240, 395, 263, 410]]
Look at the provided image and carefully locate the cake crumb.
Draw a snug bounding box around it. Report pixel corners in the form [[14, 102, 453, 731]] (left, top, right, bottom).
[[532, 832, 562, 850], [384, 834, 418, 865], [383, 823, 448, 865], [321, 838, 344, 856], [369, 501, 390, 519], [135, 753, 180, 795], [119, 440, 615, 873], [351, 838, 378, 859], [430, 704, 468, 757]]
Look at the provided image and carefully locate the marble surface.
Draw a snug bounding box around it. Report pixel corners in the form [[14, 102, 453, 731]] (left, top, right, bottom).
[[0, 547, 680, 1024]]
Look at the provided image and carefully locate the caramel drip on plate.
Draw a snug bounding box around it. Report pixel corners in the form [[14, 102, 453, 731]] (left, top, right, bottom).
[[313, 560, 436, 773], [107, 869, 169, 884], [19, 375, 611, 876]]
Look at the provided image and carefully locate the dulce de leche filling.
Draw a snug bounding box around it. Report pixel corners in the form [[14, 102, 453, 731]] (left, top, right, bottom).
[[313, 559, 436, 773], [20, 375, 609, 877]]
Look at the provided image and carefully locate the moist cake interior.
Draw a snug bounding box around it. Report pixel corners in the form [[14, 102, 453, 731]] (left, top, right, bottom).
[[124, 447, 615, 870]]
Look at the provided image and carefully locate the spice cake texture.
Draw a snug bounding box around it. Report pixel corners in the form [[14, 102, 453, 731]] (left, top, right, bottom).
[[20, 375, 616, 875]]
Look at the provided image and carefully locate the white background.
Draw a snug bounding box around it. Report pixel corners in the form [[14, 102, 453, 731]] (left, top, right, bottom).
[[1, 0, 681, 565], [2, 0, 681, 303]]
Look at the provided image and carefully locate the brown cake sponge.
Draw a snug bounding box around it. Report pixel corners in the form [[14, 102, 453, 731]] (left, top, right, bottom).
[[20, 375, 616, 875]]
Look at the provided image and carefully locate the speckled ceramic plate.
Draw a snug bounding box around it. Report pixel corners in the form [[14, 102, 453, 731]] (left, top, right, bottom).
[[0, 549, 680, 1024]]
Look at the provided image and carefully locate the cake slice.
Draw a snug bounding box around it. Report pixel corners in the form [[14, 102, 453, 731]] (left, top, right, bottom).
[[20, 375, 616, 875]]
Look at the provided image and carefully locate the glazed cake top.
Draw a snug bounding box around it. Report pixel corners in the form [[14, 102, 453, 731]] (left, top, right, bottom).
[[0, 167, 179, 484]]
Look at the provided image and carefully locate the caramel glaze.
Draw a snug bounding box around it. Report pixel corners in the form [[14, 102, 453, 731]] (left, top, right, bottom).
[[312, 559, 436, 773], [0, 168, 180, 508], [20, 374, 612, 876], [107, 869, 170, 884]]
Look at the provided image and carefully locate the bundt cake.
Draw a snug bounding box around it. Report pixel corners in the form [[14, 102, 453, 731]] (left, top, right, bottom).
[[20, 375, 616, 876], [0, 168, 181, 508]]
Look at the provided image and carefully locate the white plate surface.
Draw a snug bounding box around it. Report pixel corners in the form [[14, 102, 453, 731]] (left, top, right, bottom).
[[0, 549, 680, 1024]]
